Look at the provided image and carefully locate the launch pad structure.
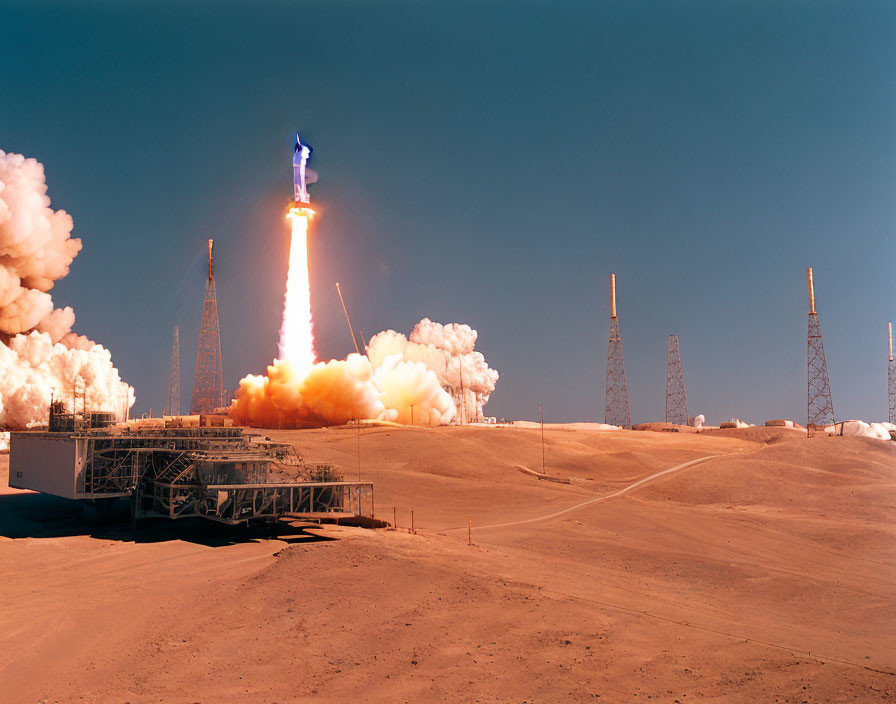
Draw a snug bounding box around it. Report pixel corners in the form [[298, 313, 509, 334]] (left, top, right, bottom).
[[9, 412, 374, 526]]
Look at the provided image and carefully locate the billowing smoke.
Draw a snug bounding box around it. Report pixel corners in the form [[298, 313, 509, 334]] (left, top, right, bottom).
[[0, 151, 135, 429], [824, 420, 896, 441], [369, 318, 499, 422], [229, 318, 498, 428]]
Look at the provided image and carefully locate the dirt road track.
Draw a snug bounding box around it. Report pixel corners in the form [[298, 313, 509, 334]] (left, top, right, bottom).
[[445, 452, 730, 532]]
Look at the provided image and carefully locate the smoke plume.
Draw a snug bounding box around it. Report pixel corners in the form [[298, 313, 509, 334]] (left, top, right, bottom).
[[229, 318, 498, 428], [0, 151, 135, 429], [369, 318, 499, 422]]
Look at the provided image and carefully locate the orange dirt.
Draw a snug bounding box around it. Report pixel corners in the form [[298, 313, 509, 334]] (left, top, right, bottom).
[[0, 425, 893, 702]]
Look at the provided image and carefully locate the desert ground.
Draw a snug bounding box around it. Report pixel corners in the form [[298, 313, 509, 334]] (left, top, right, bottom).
[[0, 424, 894, 703]]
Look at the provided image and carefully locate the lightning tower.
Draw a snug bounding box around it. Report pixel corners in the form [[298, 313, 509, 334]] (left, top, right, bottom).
[[190, 239, 224, 414], [605, 273, 631, 428], [806, 267, 834, 429], [665, 334, 688, 425], [164, 325, 180, 416], [888, 322, 895, 424]]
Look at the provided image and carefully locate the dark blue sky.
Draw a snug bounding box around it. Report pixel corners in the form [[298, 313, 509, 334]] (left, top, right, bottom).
[[2, 0, 894, 424]]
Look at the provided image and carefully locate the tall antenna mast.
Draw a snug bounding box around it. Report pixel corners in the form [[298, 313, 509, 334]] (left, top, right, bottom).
[[190, 238, 224, 413], [806, 267, 834, 428], [605, 273, 631, 428], [888, 322, 895, 424], [665, 334, 688, 425], [164, 325, 180, 415]]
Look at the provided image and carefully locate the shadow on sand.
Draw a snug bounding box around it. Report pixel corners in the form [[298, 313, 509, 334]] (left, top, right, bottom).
[[0, 491, 338, 547]]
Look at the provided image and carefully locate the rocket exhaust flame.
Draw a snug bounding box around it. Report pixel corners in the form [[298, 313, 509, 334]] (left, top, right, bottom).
[[228, 133, 499, 429], [278, 207, 317, 373]]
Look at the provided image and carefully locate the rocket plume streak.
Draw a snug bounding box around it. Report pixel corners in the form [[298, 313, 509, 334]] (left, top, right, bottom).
[[278, 208, 316, 373]]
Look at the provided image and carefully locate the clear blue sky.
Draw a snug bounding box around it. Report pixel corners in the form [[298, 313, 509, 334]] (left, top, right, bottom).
[[2, 0, 894, 424]]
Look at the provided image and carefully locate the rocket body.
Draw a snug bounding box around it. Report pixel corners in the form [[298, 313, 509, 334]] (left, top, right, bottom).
[[293, 133, 315, 205]]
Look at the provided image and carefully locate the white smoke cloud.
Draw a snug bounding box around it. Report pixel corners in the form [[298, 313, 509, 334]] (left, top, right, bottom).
[[373, 356, 456, 425], [0, 151, 135, 429], [368, 318, 499, 422], [229, 317, 498, 428], [824, 420, 895, 441], [229, 351, 455, 428], [0, 151, 82, 340], [0, 332, 134, 429]]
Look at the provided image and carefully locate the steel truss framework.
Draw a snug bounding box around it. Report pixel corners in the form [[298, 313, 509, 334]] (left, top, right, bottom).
[[665, 335, 688, 425], [191, 241, 224, 413], [888, 357, 895, 426], [79, 427, 370, 524], [807, 312, 835, 428], [605, 317, 631, 428], [165, 325, 180, 416]]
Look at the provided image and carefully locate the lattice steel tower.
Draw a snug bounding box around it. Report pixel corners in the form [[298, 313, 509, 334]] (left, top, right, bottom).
[[888, 322, 895, 425], [164, 325, 180, 416], [806, 268, 834, 428], [666, 334, 688, 425], [605, 273, 631, 428], [190, 239, 224, 414]]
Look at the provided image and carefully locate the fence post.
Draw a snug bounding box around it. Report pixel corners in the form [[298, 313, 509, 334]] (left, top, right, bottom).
[[468, 515, 472, 545], [411, 509, 415, 535], [392, 506, 397, 531]]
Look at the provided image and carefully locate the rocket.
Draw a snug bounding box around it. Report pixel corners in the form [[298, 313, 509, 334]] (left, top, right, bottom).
[[292, 132, 317, 206]]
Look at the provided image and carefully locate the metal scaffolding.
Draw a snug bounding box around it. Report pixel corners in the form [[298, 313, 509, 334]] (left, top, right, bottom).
[[665, 334, 688, 425], [605, 274, 631, 428], [76, 426, 371, 524]]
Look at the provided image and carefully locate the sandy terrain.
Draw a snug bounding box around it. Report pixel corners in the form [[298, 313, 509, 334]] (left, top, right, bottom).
[[0, 425, 894, 703]]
